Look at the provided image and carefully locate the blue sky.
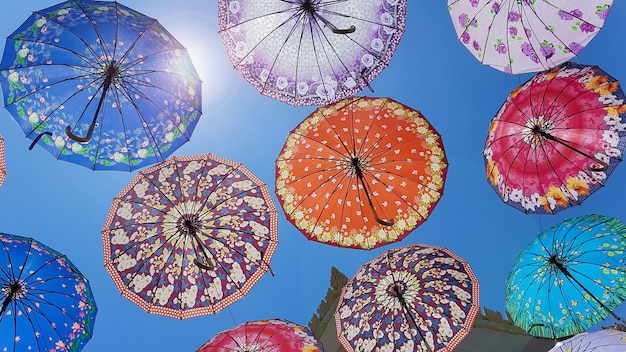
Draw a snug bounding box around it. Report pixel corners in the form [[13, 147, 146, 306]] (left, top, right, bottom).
[[1, 1, 626, 351]]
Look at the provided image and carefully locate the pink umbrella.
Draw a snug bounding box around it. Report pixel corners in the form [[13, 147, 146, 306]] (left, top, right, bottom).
[[196, 318, 323, 352], [483, 62, 626, 214]]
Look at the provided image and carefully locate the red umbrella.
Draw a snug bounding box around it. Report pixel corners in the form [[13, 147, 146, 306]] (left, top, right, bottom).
[[484, 62, 626, 214], [196, 318, 323, 352]]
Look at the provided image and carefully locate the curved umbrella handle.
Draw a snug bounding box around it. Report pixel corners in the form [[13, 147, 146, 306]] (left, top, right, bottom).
[[193, 258, 214, 271], [28, 131, 53, 150], [331, 25, 356, 34], [66, 61, 117, 143], [66, 122, 97, 143], [312, 12, 356, 34]]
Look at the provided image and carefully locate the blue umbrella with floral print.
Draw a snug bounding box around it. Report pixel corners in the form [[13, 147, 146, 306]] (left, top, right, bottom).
[[0, 232, 97, 352], [0, 0, 202, 171], [505, 214, 626, 339], [448, 0, 614, 74], [335, 243, 480, 352]]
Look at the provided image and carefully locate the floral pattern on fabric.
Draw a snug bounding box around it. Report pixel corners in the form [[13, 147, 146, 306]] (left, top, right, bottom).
[[0, 233, 97, 352], [275, 97, 447, 249], [448, 0, 613, 73], [0, 135, 5, 187], [0, 0, 202, 171], [196, 318, 323, 352], [506, 215, 626, 339], [483, 62, 626, 214], [548, 329, 626, 351], [102, 154, 278, 319], [218, 0, 406, 106], [335, 244, 479, 352]]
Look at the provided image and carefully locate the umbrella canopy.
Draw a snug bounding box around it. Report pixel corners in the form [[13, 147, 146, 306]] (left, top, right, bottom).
[[0, 232, 97, 352], [335, 243, 480, 352], [0, 0, 202, 171], [548, 329, 626, 352], [0, 135, 5, 187], [483, 62, 626, 214], [102, 154, 278, 319], [505, 214, 626, 339], [275, 96, 447, 249], [447, 0, 613, 74], [196, 318, 323, 352], [217, 0, 407, 106]]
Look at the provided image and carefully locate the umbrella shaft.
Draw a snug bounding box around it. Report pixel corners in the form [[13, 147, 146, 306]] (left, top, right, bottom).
[[540, 131, 608, 171], [560, 267, 622, 322], [66, 62, 118, 142], [354, 168, 395, 226], [397, 296, 434, 352]]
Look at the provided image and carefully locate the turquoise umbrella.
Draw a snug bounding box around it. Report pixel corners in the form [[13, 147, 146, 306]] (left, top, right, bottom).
[[505, 214, 626, 338]]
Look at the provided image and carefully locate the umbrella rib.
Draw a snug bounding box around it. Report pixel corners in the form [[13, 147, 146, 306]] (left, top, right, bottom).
[[32, 9, 103, 64], [3, 37, 101, 69], [3, 66, 103, 108], [74, 1, 113, 60], [231, 10, 303, 70], [115, 17, 160, 66], [525, 2, 601, 68], [308, 15, 355, 95], [217, 7, 299, 34]]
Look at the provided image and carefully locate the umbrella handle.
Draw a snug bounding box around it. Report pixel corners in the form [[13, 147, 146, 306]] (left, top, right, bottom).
[[65, 86, 106, 142], [312, 12, 356, 34], [28, 131, 53, 150], [66, 120, 97, 143]]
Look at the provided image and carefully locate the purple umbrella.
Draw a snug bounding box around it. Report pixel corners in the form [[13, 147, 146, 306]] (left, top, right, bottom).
[[217, 0, 407, 106]]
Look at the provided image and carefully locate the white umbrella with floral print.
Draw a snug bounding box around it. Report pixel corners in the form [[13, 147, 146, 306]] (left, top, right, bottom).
[[448, 0, 614, 74], [218, 0, 407, 106], [102, 154, 278, 319], [334, 243, 480, 352]]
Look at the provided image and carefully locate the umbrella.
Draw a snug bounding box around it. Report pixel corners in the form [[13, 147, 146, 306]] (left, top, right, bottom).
[[483, 62, 626, 214], [217, 0, 407, 106], [505, 214, 626, 339], [0, 0, 202, 171], [102, 154, 278, 319], [447, 0, 613, 74], [275, 96, 447, 249], [0, 135, 5, 187], [548, 329, 626, 352], [0, 232, 97, 352], [335, 243, 480, 352], [195, 318, 324, 352]]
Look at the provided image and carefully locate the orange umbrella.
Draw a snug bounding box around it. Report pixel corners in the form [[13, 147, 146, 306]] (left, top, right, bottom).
[[275, 96, 447, 249]]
